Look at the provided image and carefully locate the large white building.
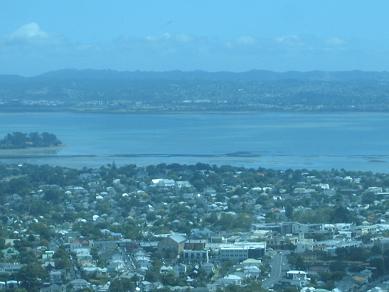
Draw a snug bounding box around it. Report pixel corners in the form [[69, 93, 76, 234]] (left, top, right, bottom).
[[217, 242, 266, 261]]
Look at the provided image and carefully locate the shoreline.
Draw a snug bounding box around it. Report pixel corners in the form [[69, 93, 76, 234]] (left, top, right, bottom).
[[0, 145, 64, 156], [0, 152, 387, 162], [0, 152, 388, 174], [1, 109, 389, 116], [0, 155, 388, 174]]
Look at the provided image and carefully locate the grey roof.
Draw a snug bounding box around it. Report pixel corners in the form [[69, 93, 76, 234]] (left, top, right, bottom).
[[169, 234, 186, 243]]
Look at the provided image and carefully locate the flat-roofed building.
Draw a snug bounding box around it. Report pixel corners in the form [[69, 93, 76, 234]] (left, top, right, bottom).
[[218, 242, 266, 262], [183, 249, 209, 263]]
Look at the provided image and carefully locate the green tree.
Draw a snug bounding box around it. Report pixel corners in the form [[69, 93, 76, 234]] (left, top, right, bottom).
[[17, 263, 47, 292], [53, 247, 71, 269], [285, 204, 294, 219], [109, 278, 136, 292], [43, 189, 65, 203], [29, 222, 53, 241]]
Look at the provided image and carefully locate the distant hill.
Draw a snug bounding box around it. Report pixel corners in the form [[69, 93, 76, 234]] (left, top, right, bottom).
[[23, 69, 389, 82], [1, 69, 389, 112]]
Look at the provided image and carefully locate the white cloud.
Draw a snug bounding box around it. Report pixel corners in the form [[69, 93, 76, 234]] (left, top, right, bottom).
[[175, 34, 193, 43], [145, 33, 194, 44], [236, 35, 257, 46], [275, 35, 303, 46], [326, 37, 347, 46], [0, 28, 373, 75], [145, 33, 171, 42], [9, 22, 48, 42], [225, 36, 257, 49]]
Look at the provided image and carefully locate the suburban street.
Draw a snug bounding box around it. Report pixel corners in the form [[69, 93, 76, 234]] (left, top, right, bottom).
[[263, 251, 289, 289]]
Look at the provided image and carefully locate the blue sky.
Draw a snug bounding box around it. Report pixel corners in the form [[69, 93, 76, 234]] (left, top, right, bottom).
[[1, 0, 389, 75]]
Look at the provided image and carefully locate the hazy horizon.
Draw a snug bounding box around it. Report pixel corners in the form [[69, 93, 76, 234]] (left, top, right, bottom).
[[2, 0, 389, 75], [5, 68, 389, 79]]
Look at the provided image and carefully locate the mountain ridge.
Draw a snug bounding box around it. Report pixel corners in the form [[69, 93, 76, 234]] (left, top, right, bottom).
[[3, 69, 389, 82]]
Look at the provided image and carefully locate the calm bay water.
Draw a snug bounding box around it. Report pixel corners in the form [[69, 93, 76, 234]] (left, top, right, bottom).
[[0, 112, 388, 172]]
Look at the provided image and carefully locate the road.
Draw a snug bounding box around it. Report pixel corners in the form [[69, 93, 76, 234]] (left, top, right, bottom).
[[263, 251, 289, 289]]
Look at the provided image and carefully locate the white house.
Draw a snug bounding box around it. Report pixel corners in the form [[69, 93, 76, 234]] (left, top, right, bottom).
[[286, 270, 310, 287], [219, 274, 242, 286], [151, 179, 176, 187]]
